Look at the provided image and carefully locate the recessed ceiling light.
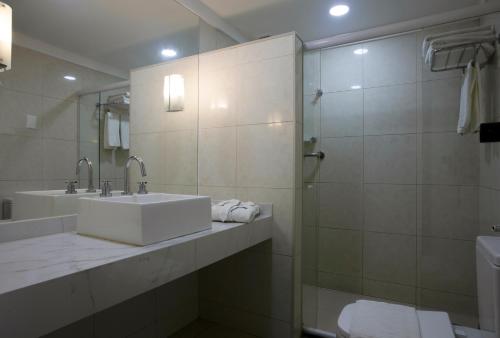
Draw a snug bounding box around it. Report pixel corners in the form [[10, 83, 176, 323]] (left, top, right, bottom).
[[351, 85, 362, 90], [161, 49, 177, 57], [353, 48, 368, 55], [63, 75, 76, 81], [329, 4, 350, 17]]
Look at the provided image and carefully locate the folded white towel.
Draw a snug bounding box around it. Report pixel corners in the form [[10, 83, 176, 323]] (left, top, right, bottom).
[[104, 111, 121, 149], [228, 201, 261, 223], [120, 113, 130, 150], [211, 200, 260, 223], [350, 300, 421, 338], [458, 61, 481, 135]]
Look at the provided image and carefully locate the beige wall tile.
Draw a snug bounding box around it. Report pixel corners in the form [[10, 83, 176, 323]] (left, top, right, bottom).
[[237, 123, 294, 189], [198, 127, 236, 187], [41, 97, 77, 141], [163, 130, 197, 186], [0, 134, 43, 180]]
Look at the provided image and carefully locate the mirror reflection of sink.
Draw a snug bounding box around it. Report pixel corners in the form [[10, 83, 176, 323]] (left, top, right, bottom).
[[12, 190, 121, 220], [77, 193, 212, 246]]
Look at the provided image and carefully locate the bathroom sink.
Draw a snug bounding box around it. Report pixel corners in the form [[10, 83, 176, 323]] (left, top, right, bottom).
[[76, 193, 212, 245], [12, 189, 118, 220]]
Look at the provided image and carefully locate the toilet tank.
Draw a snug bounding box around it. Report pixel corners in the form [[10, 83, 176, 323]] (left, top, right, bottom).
[[477, 236, 500, 337]]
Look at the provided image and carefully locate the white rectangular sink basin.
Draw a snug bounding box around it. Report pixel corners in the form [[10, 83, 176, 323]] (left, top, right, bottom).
[[12, 189, 118, 220], [76, 193, 212, 246]]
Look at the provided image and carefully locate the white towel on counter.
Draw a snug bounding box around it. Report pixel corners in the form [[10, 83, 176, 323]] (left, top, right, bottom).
[[120, 113, 130, 150], [350, 300, 421, 338], [104, 111, 121, 149], [212, 200, 260, 223], [458, 61, 481, 135]]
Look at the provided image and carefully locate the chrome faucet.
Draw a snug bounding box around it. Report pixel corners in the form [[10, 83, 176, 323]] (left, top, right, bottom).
[[76, 157, 96, 192], [122, 155, 147, 195]]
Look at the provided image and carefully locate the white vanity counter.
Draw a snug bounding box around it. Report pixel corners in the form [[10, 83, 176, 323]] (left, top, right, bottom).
[[0, 206, 272, 338]]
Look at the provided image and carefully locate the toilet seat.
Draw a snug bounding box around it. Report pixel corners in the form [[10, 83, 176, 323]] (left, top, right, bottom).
[[338, 303, 455, 338]]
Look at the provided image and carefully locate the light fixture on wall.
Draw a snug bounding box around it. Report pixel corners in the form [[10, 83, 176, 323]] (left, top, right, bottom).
[[163, 74, 184, 112], [0, 1, 12, 72], [329, 4, 349, 17]]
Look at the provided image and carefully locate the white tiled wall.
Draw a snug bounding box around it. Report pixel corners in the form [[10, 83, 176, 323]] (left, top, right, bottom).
[[303, 20, 483, 327], [0, 45, 122, 217], [197, 33, 303, 338]]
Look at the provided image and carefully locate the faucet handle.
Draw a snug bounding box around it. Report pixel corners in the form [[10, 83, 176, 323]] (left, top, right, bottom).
[[65, 180, 78, 194], [137, 181, 148, 195], [100, 180, 113, 197]]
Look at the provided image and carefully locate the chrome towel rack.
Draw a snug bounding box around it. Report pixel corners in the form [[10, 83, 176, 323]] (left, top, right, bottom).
[[304, 151, 325, 160]]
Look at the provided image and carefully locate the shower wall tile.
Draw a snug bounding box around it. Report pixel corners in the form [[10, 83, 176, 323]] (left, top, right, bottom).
[[363, 34, 417, 88], [319, 182, 363, 230], [419, 185, 478, 240], [364, 134, 417, 184], [364, 83, 417, 135], [363, 279, 416, 304], [308, 26, 482, 325], [318, 272, 362, 294], [304, 51, 320, 96], [364, 184, 417, 235], [320, 137, 363, 183], [419, 237, 476, 296], [363, 232, 417, 286], [321, 90, 363, 138], [321, 44, 364, 93], [318, 228, 362, 277], [419, 77, 462, 133], [421, 132, 479, 185]]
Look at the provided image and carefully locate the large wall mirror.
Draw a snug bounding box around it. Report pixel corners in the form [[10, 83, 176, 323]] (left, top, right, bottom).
[[0, 0, 235, 221]]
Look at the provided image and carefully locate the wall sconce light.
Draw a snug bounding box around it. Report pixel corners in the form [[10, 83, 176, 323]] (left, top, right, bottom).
[[163, 74, 184, 112], [0, 1, 12, 72]]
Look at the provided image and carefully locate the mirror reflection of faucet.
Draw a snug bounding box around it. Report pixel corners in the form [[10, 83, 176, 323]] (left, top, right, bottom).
[[76, 157, 96, 192], [123, 155, 148, 195]]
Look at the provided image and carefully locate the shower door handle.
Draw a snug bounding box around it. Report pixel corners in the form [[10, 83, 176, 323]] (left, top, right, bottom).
[[304, 151, 325, 160]]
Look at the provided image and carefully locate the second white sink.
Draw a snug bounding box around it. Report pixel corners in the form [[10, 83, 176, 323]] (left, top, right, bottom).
[[77, 193, 212, 245]]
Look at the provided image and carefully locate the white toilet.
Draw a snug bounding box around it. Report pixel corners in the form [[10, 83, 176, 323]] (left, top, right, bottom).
[[337, 236, 500, 338]]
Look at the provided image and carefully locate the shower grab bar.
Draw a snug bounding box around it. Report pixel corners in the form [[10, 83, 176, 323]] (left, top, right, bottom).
[[304, 151, 325, 160]]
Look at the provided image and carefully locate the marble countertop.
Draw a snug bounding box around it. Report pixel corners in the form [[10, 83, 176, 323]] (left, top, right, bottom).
[[0, 207, 272, 338]]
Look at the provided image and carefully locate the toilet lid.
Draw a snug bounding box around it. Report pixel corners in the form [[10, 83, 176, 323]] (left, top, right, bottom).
[[337, 303, 455, 338]]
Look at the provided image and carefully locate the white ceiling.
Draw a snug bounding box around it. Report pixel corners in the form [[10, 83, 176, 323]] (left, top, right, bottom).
[[201, 0, 482, 41], [3, 0, 488, 76]]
